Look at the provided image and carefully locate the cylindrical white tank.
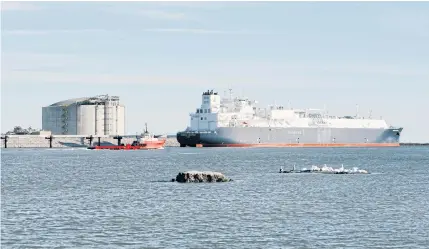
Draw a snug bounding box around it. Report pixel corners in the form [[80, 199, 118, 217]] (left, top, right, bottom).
[[116, 105, 125, 135], [104, 103, 112, 135], [95, 105, 105, 135], [67, 105, 78, 134], [76, 106, 82, 134], [110, 104, 117, 135], [42, 106, 63, 134], [43, 95, 125, 135], [78, 105, 96, 135]]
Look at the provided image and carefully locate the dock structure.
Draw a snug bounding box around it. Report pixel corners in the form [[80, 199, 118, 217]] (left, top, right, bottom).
[[0, 135, 180, 148], [1, 135, 8, 148]]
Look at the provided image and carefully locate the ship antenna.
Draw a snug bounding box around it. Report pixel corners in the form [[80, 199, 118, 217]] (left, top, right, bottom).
[[369, 109, 372, 119], [145, 123, 148, 133], [229, 88, 232, 100], [356, 104, 359, 118]]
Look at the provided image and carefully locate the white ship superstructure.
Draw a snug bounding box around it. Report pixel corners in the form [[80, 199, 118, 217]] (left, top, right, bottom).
[[189, 90, 390, 130], [177, 89, 403, 147]]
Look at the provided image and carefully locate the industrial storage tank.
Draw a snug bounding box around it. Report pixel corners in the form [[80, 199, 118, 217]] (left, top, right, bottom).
[[77, 105, 96, 135], [42, 95, 125, 135]]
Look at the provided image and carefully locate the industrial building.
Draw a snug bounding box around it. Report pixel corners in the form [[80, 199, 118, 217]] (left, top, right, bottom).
[[42, 95, 125, 135]]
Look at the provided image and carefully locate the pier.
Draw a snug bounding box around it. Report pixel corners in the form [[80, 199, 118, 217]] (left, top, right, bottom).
[[0, 135, 180, 148]]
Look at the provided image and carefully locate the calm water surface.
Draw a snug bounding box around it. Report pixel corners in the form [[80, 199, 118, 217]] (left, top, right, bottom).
[[2, 147, 429, 248]]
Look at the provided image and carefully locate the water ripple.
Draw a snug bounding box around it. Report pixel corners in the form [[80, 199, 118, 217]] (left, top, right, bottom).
[[2, 147, 429, 248]]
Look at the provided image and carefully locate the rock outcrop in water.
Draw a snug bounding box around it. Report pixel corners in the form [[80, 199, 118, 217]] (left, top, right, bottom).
[[175, 171, 231, 183]]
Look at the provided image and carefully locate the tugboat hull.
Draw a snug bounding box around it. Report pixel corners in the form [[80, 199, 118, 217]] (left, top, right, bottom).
[[88, 140, 165, 150]]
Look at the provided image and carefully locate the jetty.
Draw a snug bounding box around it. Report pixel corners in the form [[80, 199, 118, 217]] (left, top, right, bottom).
[[174, 171, 232, 183], [279, 164, 369, 174]]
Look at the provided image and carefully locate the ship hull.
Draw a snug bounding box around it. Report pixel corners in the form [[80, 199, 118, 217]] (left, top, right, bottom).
[[177, 127, 403, 147], [88, 139, 166, 150]]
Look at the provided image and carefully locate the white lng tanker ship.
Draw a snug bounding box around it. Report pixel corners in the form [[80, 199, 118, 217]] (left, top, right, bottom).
[[176, 90, 403, 147]]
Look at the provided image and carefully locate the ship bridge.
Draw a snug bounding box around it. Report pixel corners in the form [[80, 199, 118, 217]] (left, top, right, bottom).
[[188, 89, 221, 132]]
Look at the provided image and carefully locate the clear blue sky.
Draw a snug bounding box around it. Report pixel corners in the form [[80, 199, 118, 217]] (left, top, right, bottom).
[[1, 1, 428, 142]]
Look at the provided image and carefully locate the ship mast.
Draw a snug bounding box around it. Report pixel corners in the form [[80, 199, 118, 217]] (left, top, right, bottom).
[[355, 104, 359, 118]]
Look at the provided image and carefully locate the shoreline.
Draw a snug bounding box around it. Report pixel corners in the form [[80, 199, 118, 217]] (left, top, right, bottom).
[[399, 143, 429, 146], [1, 135, 427, 149], [0, 135, 180, 148]]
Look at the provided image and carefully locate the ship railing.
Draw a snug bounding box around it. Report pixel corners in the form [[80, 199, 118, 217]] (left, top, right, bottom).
[[179, 130, 216, 134], [199, 130, 217, 134]]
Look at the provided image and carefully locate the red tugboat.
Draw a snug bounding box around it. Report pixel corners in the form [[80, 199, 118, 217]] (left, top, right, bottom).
[[88, 123, 166, 150]]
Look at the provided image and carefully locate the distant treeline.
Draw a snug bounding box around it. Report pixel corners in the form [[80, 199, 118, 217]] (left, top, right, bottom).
[[400, 143, 429, 146]]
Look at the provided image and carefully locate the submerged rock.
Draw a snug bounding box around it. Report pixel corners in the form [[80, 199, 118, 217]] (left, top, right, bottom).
[[175, 171, 232, 183]]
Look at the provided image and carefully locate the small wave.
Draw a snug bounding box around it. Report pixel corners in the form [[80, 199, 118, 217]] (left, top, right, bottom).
[[149, 180, 175, 183], [46, 148, 88, 151]]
